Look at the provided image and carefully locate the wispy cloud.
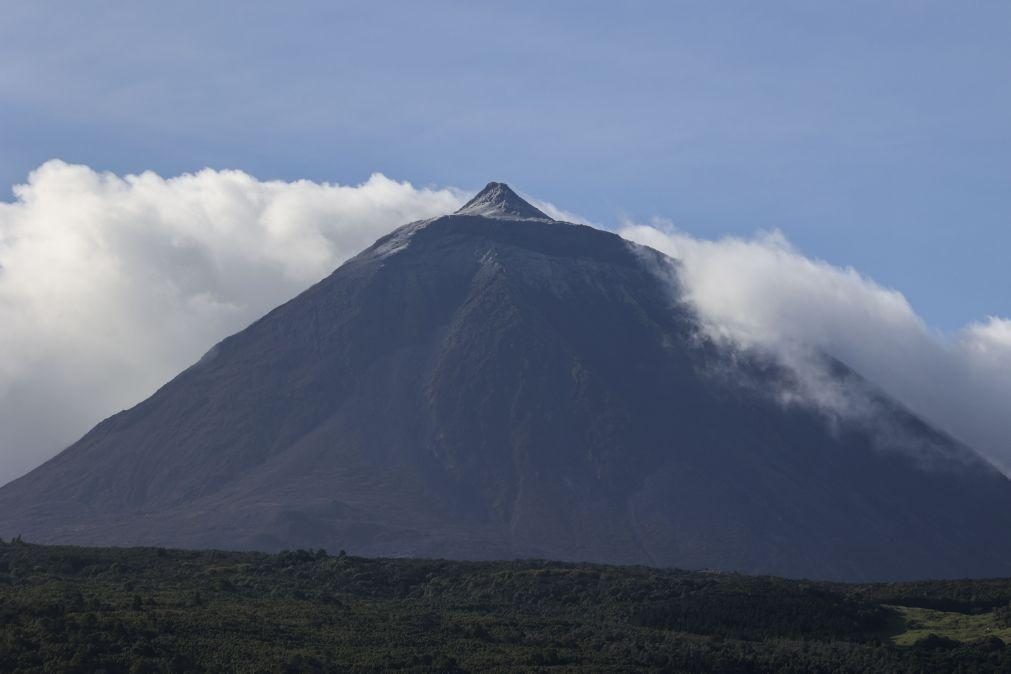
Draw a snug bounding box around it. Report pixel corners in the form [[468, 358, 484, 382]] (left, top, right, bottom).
[[620, 220, 1011, 475], [2, 162, 1009, 487]]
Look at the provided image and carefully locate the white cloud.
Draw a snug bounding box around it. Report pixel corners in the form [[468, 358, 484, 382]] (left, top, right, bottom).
[[0, 161, 464, 486], [2, 163, 1009, 488], [620, 221, 1011, 475], [525, 196, 588, 225]]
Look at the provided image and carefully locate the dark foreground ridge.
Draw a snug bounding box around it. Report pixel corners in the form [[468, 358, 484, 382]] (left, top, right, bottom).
[[3, 182, 1011, 582], [2, 541, 1011, 672]]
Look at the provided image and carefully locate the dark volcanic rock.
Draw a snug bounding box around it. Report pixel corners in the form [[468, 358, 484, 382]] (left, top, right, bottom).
[[2, 182, 1011, 581]]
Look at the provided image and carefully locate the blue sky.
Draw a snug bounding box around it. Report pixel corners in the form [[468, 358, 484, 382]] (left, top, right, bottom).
[[2, 1, 1010, 331]]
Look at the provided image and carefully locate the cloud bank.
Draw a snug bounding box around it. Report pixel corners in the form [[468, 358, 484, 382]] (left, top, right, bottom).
[[1, 162, 1009, 486], [0, 161, 464, 485], [620, 221, 1011, 475]]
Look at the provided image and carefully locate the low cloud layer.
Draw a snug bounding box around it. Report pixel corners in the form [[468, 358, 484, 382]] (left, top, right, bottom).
[[1, 163, 1009, 486], [0, 161, 465, 485], [620, 222, 1011, 475]]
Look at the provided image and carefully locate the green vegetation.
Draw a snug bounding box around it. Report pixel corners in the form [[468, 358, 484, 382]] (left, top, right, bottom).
[[889, 606, 1011, 646], [2, 539, 1011, 672]]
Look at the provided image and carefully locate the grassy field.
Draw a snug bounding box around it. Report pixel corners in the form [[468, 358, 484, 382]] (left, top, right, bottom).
[[890, 605, 1011, 646], [2, 539, 1011, 672]]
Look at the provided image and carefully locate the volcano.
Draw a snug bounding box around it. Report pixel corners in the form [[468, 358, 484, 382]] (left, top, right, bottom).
[[2, 182, 1010, 581]]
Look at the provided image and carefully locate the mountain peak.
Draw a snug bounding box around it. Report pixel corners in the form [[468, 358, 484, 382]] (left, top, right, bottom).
[[455, 182, 552, 220]]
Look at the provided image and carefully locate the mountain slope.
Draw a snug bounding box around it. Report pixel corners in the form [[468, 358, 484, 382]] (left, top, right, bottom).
[[2, 183, 1010, 581]]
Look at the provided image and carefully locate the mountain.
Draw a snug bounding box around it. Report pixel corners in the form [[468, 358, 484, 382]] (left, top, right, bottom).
[[2, 182, 1010, 581]]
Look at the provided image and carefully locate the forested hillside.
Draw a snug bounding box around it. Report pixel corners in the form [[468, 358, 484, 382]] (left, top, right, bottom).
[[2, 540, 1010, 672]]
